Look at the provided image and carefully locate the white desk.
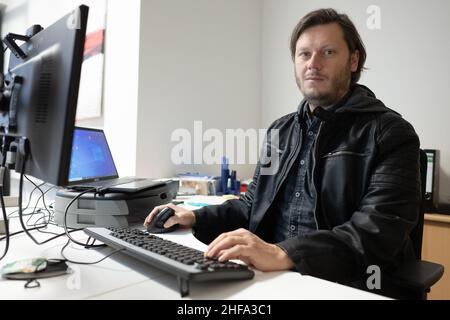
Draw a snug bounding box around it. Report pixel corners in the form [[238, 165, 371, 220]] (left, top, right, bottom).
[[0, 201, 388, 300]]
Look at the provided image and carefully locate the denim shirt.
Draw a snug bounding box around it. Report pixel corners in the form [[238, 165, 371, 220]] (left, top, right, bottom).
[[272, 104, 322, 243]]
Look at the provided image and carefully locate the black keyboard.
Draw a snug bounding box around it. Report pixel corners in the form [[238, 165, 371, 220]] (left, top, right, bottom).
[[84, 227, 255, 296]]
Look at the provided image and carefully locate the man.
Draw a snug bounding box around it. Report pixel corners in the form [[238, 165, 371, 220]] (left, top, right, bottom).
[[145, 8, 420, 290]]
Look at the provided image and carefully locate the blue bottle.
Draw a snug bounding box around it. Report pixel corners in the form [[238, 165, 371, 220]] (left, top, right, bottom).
[[230, 170, 237, 194], [221, 157, 230, 195]]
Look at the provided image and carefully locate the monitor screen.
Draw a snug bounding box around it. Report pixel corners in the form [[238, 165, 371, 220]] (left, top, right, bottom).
[[0, 5, 89, 186], [68, 127, 118, 183]]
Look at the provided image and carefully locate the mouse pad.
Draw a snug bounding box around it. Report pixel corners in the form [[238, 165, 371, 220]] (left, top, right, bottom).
[[1, 258, 70, 280]]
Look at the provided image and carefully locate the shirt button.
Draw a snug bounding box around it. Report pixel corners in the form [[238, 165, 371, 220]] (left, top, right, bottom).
[[295, 192, 300, 198], [290, 225, 296, 231], [308, 131, 314, 137], [300, 160, 305, 166]]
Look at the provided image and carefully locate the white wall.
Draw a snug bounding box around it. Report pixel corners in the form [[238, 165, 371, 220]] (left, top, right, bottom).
[[135, 0, 262, 180], [261, 0, 450, 204], [1, 0, 262, 183], [1, 0, 141, 178], [1, 0, 28, 41], [102, 0, 140, 177]]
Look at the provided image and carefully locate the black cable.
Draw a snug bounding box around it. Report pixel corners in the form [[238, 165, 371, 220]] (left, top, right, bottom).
[[24, 175, 55, 218], [16, 155, 85, 245], [41, 186, 55, 218], [9, 210, 42, 219], [2, 146, 115, 261], [7, 180, 47, 218], [0, 226, 79, 242], [44, 221, 59, 227], [60, 239, 123, 265], [86, 237, 93, 247], [40, 186, 57, 224], [33, 228, 61, 237], [0, 136, 11, 260], [85, 238, 103, 249], [17, 156, 49, 245], [0, 141, 58, 258], [62, 188, 105, 248], [23, 176, 55, 228], [26, 195, 46, 226], [0, 226, 41, 242], [0, 185, 10, 261], [32, 214, 50, 228], [26, 204, 44, 227]]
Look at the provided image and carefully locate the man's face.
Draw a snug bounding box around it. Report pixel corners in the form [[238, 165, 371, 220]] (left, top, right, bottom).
[[294, 22, 359, 108]]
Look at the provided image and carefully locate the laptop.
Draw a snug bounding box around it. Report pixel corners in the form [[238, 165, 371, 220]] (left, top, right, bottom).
[[67, 127, 165, 193]]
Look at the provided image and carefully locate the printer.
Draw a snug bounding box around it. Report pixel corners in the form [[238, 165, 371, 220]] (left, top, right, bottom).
[[54, 181, 178, 229]]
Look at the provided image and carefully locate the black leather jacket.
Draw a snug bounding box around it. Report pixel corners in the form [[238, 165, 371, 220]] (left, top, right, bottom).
[[193, 84, 421, 284]]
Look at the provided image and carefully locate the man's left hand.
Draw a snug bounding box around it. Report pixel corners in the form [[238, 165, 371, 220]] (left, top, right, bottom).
[[205, 228, 294, 272]]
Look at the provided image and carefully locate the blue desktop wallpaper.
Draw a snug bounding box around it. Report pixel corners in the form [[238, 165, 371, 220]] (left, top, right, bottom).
[[68, 129, 118, 182]]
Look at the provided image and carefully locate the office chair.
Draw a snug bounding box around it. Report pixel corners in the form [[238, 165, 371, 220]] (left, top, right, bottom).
[[384, 149, 444, 299]]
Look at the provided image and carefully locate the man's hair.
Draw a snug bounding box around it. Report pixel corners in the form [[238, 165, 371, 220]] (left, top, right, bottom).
[[290, 8, 367, 84]]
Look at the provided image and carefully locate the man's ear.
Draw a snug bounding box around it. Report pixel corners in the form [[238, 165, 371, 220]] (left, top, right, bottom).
[[350, 50, 360, 72]]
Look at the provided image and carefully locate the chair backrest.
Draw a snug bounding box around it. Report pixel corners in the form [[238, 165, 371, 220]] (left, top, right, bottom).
[[383, 149, 444, 300], [409, 149, 427, 259]]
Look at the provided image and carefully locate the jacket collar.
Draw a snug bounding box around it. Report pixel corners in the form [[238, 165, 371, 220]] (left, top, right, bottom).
[[296, 84, 400, 118]]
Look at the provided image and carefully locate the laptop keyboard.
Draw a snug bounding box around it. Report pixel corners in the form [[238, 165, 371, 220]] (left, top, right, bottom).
[[84, 227, 255, 296], [70, 177, 143, 189]]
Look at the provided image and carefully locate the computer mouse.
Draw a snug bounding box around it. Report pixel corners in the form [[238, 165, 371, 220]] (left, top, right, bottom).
[[146, 207, 179, 234]]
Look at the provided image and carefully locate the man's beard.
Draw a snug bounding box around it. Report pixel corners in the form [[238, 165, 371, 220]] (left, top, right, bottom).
[[297, 62, 352, 108], [301, 87, 337, 108]]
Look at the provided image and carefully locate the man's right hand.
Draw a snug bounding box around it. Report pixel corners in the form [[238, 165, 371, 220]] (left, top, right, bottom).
[[143, 203, 196, 229]]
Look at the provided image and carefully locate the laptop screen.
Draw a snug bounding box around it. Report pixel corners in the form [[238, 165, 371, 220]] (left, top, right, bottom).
[[68, 127, 119, 183]]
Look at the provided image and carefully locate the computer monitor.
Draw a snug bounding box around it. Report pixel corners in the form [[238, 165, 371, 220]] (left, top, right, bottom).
[[0, 5, 89, 186], [424, 149, 439, 212]]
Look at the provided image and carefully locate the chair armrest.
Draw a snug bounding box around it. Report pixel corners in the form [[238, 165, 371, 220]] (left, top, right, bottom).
[[388, 260, 444, 291]]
